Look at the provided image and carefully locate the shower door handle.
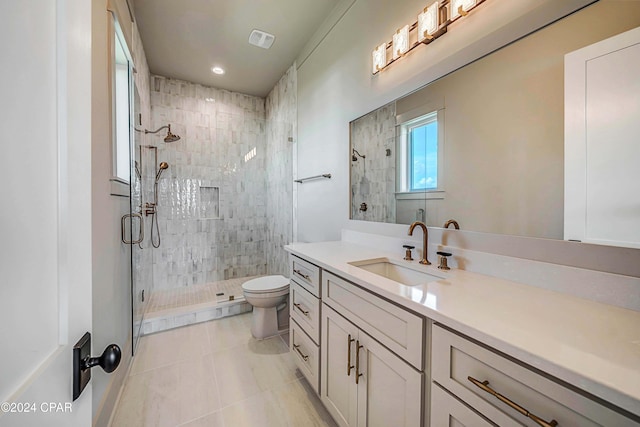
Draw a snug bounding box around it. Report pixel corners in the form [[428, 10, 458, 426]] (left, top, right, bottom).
[[121, 212, 144, 244]]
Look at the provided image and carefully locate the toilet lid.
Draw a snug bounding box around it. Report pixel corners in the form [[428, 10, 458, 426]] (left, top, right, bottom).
[[242, 275, 289, 293]]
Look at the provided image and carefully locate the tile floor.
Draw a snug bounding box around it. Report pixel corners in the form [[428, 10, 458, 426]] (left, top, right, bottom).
[[111, 313, 336, 427]]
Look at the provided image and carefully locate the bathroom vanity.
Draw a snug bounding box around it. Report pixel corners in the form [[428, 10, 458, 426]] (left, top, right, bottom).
[[285, 241, 640, 427]]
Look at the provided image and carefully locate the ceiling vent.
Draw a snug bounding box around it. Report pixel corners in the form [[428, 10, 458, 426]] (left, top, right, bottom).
[[248, 29, 275, 49]]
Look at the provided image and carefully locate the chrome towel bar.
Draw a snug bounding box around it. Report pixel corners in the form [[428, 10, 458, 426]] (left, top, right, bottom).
[[294, 173, 331, 183]]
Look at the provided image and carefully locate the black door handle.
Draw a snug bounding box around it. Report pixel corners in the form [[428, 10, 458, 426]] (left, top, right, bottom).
[[73, 333, 122, 401], [82, 344, 121, 373]]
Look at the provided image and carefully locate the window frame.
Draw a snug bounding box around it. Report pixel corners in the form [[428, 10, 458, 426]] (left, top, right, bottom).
[[110, 16, 134, 190], [396, 108, 445, 199]]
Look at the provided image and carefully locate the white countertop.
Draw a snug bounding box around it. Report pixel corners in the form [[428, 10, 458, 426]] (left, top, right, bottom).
[[285, 241, 640, 417]]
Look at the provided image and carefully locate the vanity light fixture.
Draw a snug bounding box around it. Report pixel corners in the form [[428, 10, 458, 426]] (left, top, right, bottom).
[[372, 43, 387, 74], [211, 66, 225, 75], [372, 0, 487, 74], [450, 0, 478, 21], [418, 2, 439, 42], [393, 25, 410, 60]]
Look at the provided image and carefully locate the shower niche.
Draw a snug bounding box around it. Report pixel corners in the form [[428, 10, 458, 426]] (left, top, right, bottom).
[[199, 185, 220, 219]]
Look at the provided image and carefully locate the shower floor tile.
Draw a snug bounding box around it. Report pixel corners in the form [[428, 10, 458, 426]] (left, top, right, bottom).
[[142, 276, 260, 335]]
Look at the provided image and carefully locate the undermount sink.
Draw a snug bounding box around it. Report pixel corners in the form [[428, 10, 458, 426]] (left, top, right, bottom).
[[349, 258, 444, 286]]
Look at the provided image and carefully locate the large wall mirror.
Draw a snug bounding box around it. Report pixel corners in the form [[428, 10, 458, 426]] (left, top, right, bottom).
[[350, 1, 640, 241]]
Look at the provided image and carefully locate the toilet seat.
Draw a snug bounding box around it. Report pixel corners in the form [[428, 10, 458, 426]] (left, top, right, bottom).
[[242, 275, 289, 294]]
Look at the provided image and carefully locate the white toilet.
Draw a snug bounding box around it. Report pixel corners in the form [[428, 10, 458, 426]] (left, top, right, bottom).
[[242, 275, 290, 339]]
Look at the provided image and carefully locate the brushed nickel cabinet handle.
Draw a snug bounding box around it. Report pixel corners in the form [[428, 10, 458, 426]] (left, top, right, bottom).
[[468, 376, 558, 427], [293, 343, 309, 362], [347, 334, 355, 376], [293, 268, 311, 281], [293, 303, 309, 317], [355, 340, 364, 384]]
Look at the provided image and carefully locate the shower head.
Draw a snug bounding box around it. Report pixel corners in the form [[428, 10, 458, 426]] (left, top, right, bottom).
[[155, 162, 169, 182], [164, 125, 181, 143], [145, 124, 181, 143], [352, 148, 365, 162]]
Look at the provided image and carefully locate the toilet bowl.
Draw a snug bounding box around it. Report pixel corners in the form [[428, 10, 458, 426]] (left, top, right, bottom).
[[242, 275, 289, 339]]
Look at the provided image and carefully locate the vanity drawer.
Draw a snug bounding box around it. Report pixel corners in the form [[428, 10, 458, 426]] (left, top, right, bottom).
[[290, 255, 321, 298], [432, 325, 637, 427], [322, 270, 424, 370], [431, 382, 494, 427], [290, 319, 320, 394], [290, 280, 321, 345]]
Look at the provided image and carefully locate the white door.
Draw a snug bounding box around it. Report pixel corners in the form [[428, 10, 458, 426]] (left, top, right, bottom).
[[0, 1, 93, 426], [565, 26, 640, 249]]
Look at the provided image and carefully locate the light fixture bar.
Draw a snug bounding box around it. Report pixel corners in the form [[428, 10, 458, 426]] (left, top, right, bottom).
[[372, 0, 487, 74]]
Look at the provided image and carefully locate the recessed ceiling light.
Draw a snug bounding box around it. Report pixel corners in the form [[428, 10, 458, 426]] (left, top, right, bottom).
[[211, 66, 225, 75], [205, 98, 215, 102]]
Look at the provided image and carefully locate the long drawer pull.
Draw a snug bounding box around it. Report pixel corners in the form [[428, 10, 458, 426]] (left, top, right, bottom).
[[293, 344, 309, 361], [293, 303, 310, 317], [347, 334, 355, 376], [355, 340, 364, 384], [293, 268, 311, 281], [468, 376, 558, 427]]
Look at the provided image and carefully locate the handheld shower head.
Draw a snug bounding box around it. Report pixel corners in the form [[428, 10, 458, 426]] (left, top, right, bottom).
[[155, 162, 169, 182]]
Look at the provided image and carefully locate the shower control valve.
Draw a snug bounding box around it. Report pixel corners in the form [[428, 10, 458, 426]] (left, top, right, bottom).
[[144, 202, 157, 216]]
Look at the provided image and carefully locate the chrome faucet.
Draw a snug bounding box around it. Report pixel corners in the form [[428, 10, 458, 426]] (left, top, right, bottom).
[[408, 221, 431, 265]]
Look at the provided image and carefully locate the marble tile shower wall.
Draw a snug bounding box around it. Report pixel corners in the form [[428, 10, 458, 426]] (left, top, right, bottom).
[[148, 75, 292, 291], [351, 102, 396, 223], [265, 64, 296, 276]]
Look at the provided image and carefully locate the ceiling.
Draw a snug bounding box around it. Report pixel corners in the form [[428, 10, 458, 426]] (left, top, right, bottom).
[[132, 0, 339, 97]]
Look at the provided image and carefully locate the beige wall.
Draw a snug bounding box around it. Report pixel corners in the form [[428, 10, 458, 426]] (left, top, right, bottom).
[[392, 1, 640, 238]]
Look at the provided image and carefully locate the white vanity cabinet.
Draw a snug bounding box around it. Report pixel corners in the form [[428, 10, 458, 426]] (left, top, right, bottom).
[[430, 325, 639, 427], [320, 271, 424, 427], [289, 255, 322, 393]]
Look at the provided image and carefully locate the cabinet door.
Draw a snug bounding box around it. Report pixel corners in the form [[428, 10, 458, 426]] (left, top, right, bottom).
[[321, 305, 359, 427], [356, 331, 423, 427]]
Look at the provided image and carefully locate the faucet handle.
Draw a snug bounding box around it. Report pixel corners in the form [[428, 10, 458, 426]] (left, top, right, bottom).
[[403, 245, 415, 261], [437, 251, 452, 270]]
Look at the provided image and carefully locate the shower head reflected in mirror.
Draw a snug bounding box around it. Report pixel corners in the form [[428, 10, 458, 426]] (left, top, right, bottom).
[[155, 162, 169, 182], [145, 124, 181, 143], [352, 148, 365, 162]]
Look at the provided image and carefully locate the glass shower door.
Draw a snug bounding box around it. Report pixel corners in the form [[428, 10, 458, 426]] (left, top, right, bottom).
[[130, 86, 147, 353]]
